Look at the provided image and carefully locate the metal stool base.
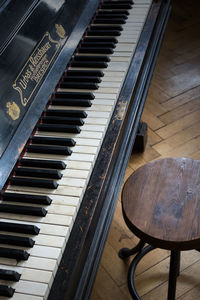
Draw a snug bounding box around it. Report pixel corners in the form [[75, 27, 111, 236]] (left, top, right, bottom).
[[119, 240, 181, 300]]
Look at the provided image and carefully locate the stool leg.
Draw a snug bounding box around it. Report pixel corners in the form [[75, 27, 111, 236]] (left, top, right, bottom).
[[118, 240, 145, 259], [168, 251, 180, 300], [128, 245, 155, 299]]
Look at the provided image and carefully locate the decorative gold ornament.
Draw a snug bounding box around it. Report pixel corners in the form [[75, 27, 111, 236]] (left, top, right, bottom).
[[55, 24, 66, 39], [6, 101, 20, 120]]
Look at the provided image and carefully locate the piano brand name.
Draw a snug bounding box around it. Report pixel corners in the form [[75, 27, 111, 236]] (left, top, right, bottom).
[[12, 32, 60, 107]]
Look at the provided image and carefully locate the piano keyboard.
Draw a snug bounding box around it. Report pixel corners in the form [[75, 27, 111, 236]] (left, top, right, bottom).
[[0, 0, 152, 298]]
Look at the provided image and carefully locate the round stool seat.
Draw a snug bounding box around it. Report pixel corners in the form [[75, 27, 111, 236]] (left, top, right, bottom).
[[122, 157, 200, 251]]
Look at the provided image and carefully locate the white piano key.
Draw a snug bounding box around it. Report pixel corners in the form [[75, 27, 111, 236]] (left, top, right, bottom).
[[91, 99, 115, 105], [18, 256, 57, 272], [85, 117, 108, 125], [29, 245, 61, 261], [48, 205, 76, 216], [72, 145, 97, 154], [66, 160, 92, 170], [34, 234, 66, 249], [81, 124, 106, 132], [59, 177, 86, 188], [9, 293, 43, 300], [62, 169, 89, 179]]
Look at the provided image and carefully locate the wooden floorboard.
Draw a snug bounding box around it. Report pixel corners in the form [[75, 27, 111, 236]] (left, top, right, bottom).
[[91, 0, 200, 299]]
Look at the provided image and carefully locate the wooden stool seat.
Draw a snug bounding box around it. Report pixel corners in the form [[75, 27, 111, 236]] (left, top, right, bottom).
[[120, 157, 200, 300]]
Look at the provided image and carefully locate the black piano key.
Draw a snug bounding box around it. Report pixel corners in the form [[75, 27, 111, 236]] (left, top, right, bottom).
[[14, 168, 62, 180], [27, 144, 72, 156], [0, 221, 40, 235], [66, 70, 104, 77], [84, 36, 118, 43], [59, 81, 99, 90], [90, 25, 123, 31], [98, 9, 129, 15], [70, 60, 108, 68], [87, 30, 121, 37], [0, 203, 48, 217], [95, 13, 128, 20], [74, 55, 110, 62], [32, 136, 76, 146], [10, 177, 58, 190], [0, 234, 35, 248], [3, 192, 52, 205], [93, 18, 126, 24], [0, 247, 29, 260], [63, 75, 101, 83], [101, 3, 132, 9], [38, 124, 81, 134], [51, 98, 92, 107], [78, 47, 114, 54], [103, 0, 134, 4], [42, 116, 84, 126], [0, 285, 15, 297], [81, 41, 116, 48], [20, 158, 66, 170], [45, 109, 87, 119], [55, 91, 95, 99], [0, 269, 21, 281]]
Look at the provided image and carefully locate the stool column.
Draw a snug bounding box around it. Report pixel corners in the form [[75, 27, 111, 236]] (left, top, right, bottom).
[[168, 251, 180, 300]]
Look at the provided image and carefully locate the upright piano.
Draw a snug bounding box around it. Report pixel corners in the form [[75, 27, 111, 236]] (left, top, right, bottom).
[[0, 0, 171, 299]]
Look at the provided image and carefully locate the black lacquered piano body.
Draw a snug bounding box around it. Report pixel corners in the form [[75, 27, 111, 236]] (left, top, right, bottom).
[[0, 0, 171, 299]]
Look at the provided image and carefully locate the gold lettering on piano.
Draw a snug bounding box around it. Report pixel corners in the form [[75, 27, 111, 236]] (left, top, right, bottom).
[[116, 100, 127, 120], [12, 32, 60, 107], [6, 101, 20, 120], [55, 24, 66, 39]]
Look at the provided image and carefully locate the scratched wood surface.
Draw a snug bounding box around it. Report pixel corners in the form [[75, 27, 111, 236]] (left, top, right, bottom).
[[91, 0, 200, 299]]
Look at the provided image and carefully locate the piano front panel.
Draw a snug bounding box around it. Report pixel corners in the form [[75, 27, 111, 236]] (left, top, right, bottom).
[[0, 0, 171, 299]]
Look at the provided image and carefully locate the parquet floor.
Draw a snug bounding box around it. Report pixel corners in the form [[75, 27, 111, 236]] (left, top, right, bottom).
[[91, 0, 200, 299]]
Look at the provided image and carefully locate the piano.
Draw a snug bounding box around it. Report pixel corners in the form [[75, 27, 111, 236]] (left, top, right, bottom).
[[0, 0, 171, 299]]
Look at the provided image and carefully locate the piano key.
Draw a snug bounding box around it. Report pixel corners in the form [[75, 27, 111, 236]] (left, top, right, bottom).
[[2, 193, 52, 205], [80, 42, 116, 49], [0, 235, 35, 248], [59, 81, 99, 89], [101, 3, 132, 9], [78, 47, 114, 54], [90, 25, 123, 31], [93, 19, 126, 25], [31, 136, 76, 147], [14, 168, 62, 180], [87, 30, 121, 37], [0, 284, 15, 297], [70, 60, 108, 68], [0, 221, 40, 235], [41, 116, 84, 126], [10, 177, 58, 190], [0, 248, 29, 261], [20, 159, 66, 170], [95, 14, 128, 20], [27, 145, 72, 156], [51, 98, 92, 107], [45, 109, 87, 118], [73, 55, 110, 62], [63, 75, 101, 83], [55, 91, 95, 99], [9, 294, 43, 300], [66, 69, 104, 77], [97, 9, 129, 15], [0, 204, 47, 217], [38, 124, 81, 134], [0, 269, 20, 281], [0, 280, 49, 298]]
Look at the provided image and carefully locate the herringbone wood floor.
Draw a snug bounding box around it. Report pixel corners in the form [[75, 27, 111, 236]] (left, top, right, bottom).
[[91, 1, 200, 299]]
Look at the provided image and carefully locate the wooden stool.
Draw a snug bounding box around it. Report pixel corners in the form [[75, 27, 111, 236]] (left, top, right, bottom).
[[119, 158, 200, 300]]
